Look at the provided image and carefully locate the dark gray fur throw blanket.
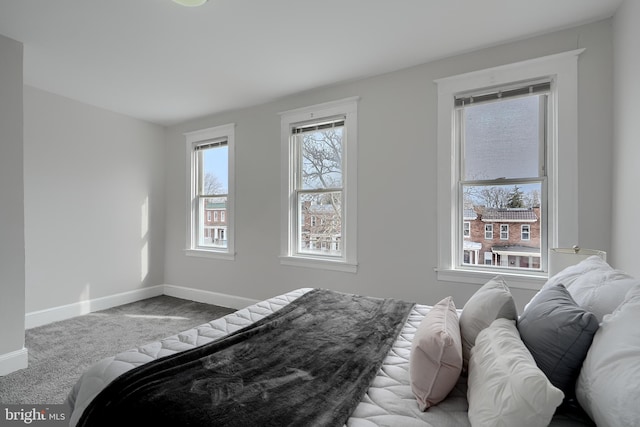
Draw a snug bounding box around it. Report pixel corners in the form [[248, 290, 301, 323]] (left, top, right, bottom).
[[77, 289, 414, 427]]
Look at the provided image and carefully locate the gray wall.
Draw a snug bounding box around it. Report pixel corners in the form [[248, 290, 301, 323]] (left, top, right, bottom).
[[23, 87, 166, 312], [164, 19, 614, 310], [0, 35, 25, 360], [612, 0, 640, 277]]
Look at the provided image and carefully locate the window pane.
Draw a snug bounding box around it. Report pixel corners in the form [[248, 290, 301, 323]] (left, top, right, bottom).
[[200, 145, 228, 195], [463, 95, 543, 180], [298, 127, 343, 190], [198, 196, 227, 248], [297, 191, 342, 256], [462, 182, 542, 270]]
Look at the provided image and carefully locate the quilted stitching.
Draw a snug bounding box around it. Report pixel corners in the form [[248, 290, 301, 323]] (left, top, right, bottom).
[[67, 288, 471, 427]]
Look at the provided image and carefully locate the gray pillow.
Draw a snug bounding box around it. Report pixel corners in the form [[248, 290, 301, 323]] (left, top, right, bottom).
[[460, 276, 518, 371], [517, 284, 599, 396]]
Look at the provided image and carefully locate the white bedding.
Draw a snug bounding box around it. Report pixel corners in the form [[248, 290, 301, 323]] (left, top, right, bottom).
[[65, 288, 589, 427]]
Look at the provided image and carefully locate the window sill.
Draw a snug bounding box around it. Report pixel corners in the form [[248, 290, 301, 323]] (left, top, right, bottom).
[[280, 256, 358, 273], [185, 249, 235, 261], [436, 267, 547, 291]]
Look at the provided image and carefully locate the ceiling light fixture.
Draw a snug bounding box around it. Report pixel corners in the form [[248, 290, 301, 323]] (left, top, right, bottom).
[[172, 0, 208, 7]]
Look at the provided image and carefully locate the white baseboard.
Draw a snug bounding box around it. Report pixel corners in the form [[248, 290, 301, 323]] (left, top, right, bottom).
[[163, 284, 258, 310], [25, 285, 165, 329], [24, 285, 257, 329], [0, 347, 28, 376]]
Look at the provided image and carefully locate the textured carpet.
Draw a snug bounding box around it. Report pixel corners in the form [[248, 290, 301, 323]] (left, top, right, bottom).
[[0, 296, 235, 405]]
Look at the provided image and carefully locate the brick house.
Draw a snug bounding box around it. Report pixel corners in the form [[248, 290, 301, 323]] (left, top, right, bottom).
[[463, 207, 541, 269], [203, 200, 227, 246], [300, 202, 342, 253]]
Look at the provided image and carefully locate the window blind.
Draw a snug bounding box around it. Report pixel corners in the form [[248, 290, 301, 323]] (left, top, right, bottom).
[[194, 138, 227, 151], [455, 81, 550, 108], [291, 117, 345, 135]]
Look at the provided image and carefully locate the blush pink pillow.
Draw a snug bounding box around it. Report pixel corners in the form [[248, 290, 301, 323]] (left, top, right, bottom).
[[410, 296, 463, 410]]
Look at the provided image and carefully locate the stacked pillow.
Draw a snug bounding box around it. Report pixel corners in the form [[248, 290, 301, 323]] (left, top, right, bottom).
[[409, 296, 463, 410], [467, 318, 564, 427], [526, 255, 638, 320], [458, 276, 518, 371], [566, 267, 639, 322], [517, 283, 599, 397], [410, 276, 544, 422], [541, 255, 611, 289], [409, 259, 640, 426], [519, 256, 640, 426], [458, 276, 566, 426], [576, 284, 640, 427]]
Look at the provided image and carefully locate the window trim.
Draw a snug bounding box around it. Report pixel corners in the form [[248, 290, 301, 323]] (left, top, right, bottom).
[[435, 49, 583, 290], [500, 224, 509, 240], [522, 224, 531, 241], [485, 224, 493, 240], [463, 221, 470, 238], [279, 97, 359, 273], [184, 123, 235, 260]]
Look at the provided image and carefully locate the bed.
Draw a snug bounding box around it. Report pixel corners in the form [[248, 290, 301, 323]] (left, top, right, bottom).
[[65, 261, 640, 427]]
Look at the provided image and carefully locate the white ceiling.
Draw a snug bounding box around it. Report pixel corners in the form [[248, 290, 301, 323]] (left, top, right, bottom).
[[0, 0, 622, 126]]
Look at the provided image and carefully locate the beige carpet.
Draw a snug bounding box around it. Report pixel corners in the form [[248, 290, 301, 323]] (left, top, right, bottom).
[[0, 296, 234, 404]]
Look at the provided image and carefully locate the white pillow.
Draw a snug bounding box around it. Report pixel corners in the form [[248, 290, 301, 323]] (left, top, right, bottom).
[[568, 269, 640, 322], [525, 255, 611, 311], [459, 276, 517, 371], [547, 255, 612, 288], [576, 284, 640, 427], [467, 318, 564, 427]]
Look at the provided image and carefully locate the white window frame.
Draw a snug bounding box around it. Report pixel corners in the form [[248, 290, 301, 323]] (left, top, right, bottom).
[[463, 221, 470, 238], [279, 97, 359, 273], [522, 224, 531, 241], [435, 49, 583, 290], [184, 123, 235, 260], [500, 224, 509, 240], [485, 224, 493, 240]]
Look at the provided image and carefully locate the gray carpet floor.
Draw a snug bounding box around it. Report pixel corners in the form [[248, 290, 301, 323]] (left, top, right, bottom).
[[0, 295, 235, 404]]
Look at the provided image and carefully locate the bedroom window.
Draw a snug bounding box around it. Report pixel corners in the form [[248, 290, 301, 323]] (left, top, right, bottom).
[[458, 81, 547, 272], [459, 82, 547, 272], [280, 97, 359, 272], [436, 49, 583, 289], [184, 123, 235, 260]]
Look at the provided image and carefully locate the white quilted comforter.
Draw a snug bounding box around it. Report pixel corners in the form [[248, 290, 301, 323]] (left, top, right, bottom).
[[65, 288, 470, 426]]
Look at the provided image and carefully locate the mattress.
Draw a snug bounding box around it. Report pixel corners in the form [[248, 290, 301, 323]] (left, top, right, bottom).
[[65, 288, 591, 426]]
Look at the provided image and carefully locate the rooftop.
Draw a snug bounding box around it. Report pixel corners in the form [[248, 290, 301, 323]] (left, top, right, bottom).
[[481, 208, 538, 222]]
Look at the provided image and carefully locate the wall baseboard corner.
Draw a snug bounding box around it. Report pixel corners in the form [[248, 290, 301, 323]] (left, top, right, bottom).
[[162, 284, 259, 310], [0, 347, 28, 376], [25, 285, 165, 329], [24, 284, 258, 329]]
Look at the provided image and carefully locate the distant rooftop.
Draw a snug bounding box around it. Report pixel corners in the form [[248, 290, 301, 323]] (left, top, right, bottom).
[[463, 209, 477, 220], [481, 208, 537, 222], [205, 201, 227, 209]]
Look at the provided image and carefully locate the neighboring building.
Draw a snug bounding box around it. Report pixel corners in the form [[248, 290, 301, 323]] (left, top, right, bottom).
[[203, 200, 227, 247], [300, 202, 342, 254], [463, 207, 541, 269]]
